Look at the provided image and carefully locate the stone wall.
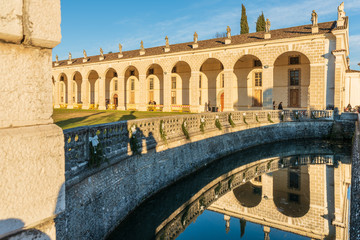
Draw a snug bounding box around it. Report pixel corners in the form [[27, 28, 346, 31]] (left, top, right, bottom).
[[59, 115, 352, 240], [350, 114, 360, 240], [0, 1, 64, 239]]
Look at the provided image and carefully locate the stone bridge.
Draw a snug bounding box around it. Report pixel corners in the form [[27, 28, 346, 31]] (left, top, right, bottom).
[[57, 109, 359, 239]]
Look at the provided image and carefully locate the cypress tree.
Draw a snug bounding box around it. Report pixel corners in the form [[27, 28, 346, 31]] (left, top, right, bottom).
[[240, 4, 249, 34], [256, 12, 266, 32]]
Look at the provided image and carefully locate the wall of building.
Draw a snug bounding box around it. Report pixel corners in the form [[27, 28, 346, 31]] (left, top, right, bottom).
[[345, 72, 360, 107], [59, 121, 350, 240]]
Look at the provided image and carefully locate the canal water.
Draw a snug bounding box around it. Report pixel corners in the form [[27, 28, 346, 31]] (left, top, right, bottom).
[[107, 139, 352, 240]]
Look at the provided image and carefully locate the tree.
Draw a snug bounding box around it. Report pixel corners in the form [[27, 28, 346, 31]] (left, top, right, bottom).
[[240, 4, 249, 34], [256, 12, 266, 32], [214, 32, 227, 38]]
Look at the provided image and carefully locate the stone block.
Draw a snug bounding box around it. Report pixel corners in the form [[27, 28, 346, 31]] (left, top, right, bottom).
[[0, 0, 23, 43], [25, 0, 61, 48]]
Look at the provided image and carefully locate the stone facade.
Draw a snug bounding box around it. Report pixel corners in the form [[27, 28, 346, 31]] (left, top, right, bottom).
[[52, 6, 351, 112], [0, 0, 64, 239]]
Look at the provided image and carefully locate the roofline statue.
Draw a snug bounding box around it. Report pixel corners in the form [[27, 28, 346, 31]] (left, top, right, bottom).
[[194, 32, 198, 44], [83, 49, 87, 59], [226, 26, 231, 39], [265, 19, 271, 33], [311, 10, 318, 26]]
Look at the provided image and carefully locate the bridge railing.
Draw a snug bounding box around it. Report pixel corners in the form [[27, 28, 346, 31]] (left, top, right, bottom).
[[63, 110, 333, 173]]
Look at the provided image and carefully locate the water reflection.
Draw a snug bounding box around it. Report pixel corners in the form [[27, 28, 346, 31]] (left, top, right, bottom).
[[107, 140, 351, 240]]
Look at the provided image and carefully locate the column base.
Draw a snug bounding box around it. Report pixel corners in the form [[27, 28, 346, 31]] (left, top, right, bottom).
[[54, 104, 60, 109], [67, 104, 74, 109], [98, 106, 107, 110], [117, 106, 126, 111]]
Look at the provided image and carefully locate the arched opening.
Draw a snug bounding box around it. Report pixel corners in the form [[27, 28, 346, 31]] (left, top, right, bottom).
[[233, 177, 263, 208], [72, 71, 82, 105], [273, 164, 310, 218], [233, 55, 263, 110], [59, 73, 68, 106], [171, 61, 191, 108], [200, 58, 224, 112], [124, 66, 139, 110], [146, 64, 164, 110], [273, 52, 310, 108], [105, 68, 118, 109], [87, 70, 100, 109]]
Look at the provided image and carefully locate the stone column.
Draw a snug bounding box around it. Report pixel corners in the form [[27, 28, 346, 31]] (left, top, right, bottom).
[[190, 71, 200, 113], [264, 226, 271, 240], [117, 75, 125, 110], [98, 74, 106, 110], [262, 173, 273, 200], [138, 74, 147, 111], [0, 1, 64, 239], [224, 215, 231, 234], [67, 77, 74, 109], [54, 80, 60, 108], [82, 78, 89, 109], [262, 66, 274, 109], [332, 52, 346, 111], [223, 68, 234, 112], [163, 70, 172, 112]]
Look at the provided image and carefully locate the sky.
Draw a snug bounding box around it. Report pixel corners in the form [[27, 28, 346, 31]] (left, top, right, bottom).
[[54, 0, 360, 70]]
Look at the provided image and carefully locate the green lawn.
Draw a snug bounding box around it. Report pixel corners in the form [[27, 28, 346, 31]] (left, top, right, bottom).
[[53, 109, 191, 129]]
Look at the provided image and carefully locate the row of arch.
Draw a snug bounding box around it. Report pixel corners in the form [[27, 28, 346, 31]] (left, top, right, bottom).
[[53, 51, 311, 111]]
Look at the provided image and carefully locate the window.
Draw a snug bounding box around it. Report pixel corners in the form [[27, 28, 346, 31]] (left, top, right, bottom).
[[290, 70, 300, 86], [171, 77, 176, 89], [199, 90, 202, 105], [114, 80, 118, 91], [130, 70, 135, 76], [289, 56, 300, 65], [130, 79, 135, 90], [171, 91, 176, 104], [199, 75, 202, 88], [254, 72, 262, 87], [220, 74, 224, 88], [254, 60, 262, 67], [289, 171, 300, 190], [148, 68, 154, 75], [288, 193, 300, 203], [113, 72, 118, 77], [149, 78, 154, 90], [172, 67, 177, 73], [60, 76, 64, 81]]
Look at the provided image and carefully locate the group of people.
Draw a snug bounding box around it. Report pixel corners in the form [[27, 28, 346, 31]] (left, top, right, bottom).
[[345, 104, 360, 113], [273, 101, 283, 110], [148, 100, 157, 105]]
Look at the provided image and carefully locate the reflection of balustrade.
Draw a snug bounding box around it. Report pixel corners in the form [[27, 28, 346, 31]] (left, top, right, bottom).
[[63, 110, 333, 175]]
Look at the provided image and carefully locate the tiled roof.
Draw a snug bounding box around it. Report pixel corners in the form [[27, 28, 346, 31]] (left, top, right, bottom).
[[53, 21, 337, 68]]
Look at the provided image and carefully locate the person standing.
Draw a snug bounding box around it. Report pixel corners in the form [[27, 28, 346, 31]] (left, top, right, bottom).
[[273, 101, 276, 110], [278, 102, 283, 110]]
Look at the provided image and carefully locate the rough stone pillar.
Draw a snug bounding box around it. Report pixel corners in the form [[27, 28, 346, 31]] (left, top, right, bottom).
[[263, 226, 271, 240], [262, 66, 274, 109], [54, 80, 60, 108], [163, 71, 172, 112], [117, 75, 126, 110], [98, 74, 106, 110], [223, 69, 234, 112], [67, 77, 74, 109], [224, 215, 230, 234], [138, 74, 147, 111], [190, 71, 200, 113], [0, 1, 64, 239], [81, 78, 89, 109]]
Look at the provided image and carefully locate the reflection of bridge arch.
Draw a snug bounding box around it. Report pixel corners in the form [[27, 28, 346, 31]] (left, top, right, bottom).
[[154, 153, 349, 240], [233, 180, 262, 208]]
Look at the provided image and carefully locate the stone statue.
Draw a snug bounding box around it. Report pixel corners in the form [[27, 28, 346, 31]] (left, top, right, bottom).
[[311, 10, 318, 26], [194, 32, 198, 43], [140, 40, 144, 50], [55, 55, 59, 63], [226, 26, 231, 39], [83, 49, 87, 58], [338, 2, 345, 19], [119, 43, 122, 54], [265, 19, 271, 33], [68, 52, 72, 61], [100, 48, 104, 57], [165, 36, 169, 48]]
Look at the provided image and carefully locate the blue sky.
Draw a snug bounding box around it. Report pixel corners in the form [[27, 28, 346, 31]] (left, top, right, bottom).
[[54, 0, 360, 70]]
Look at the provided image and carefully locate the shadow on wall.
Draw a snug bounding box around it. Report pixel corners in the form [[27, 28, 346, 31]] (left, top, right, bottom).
[[0, 219, 50, 240]]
